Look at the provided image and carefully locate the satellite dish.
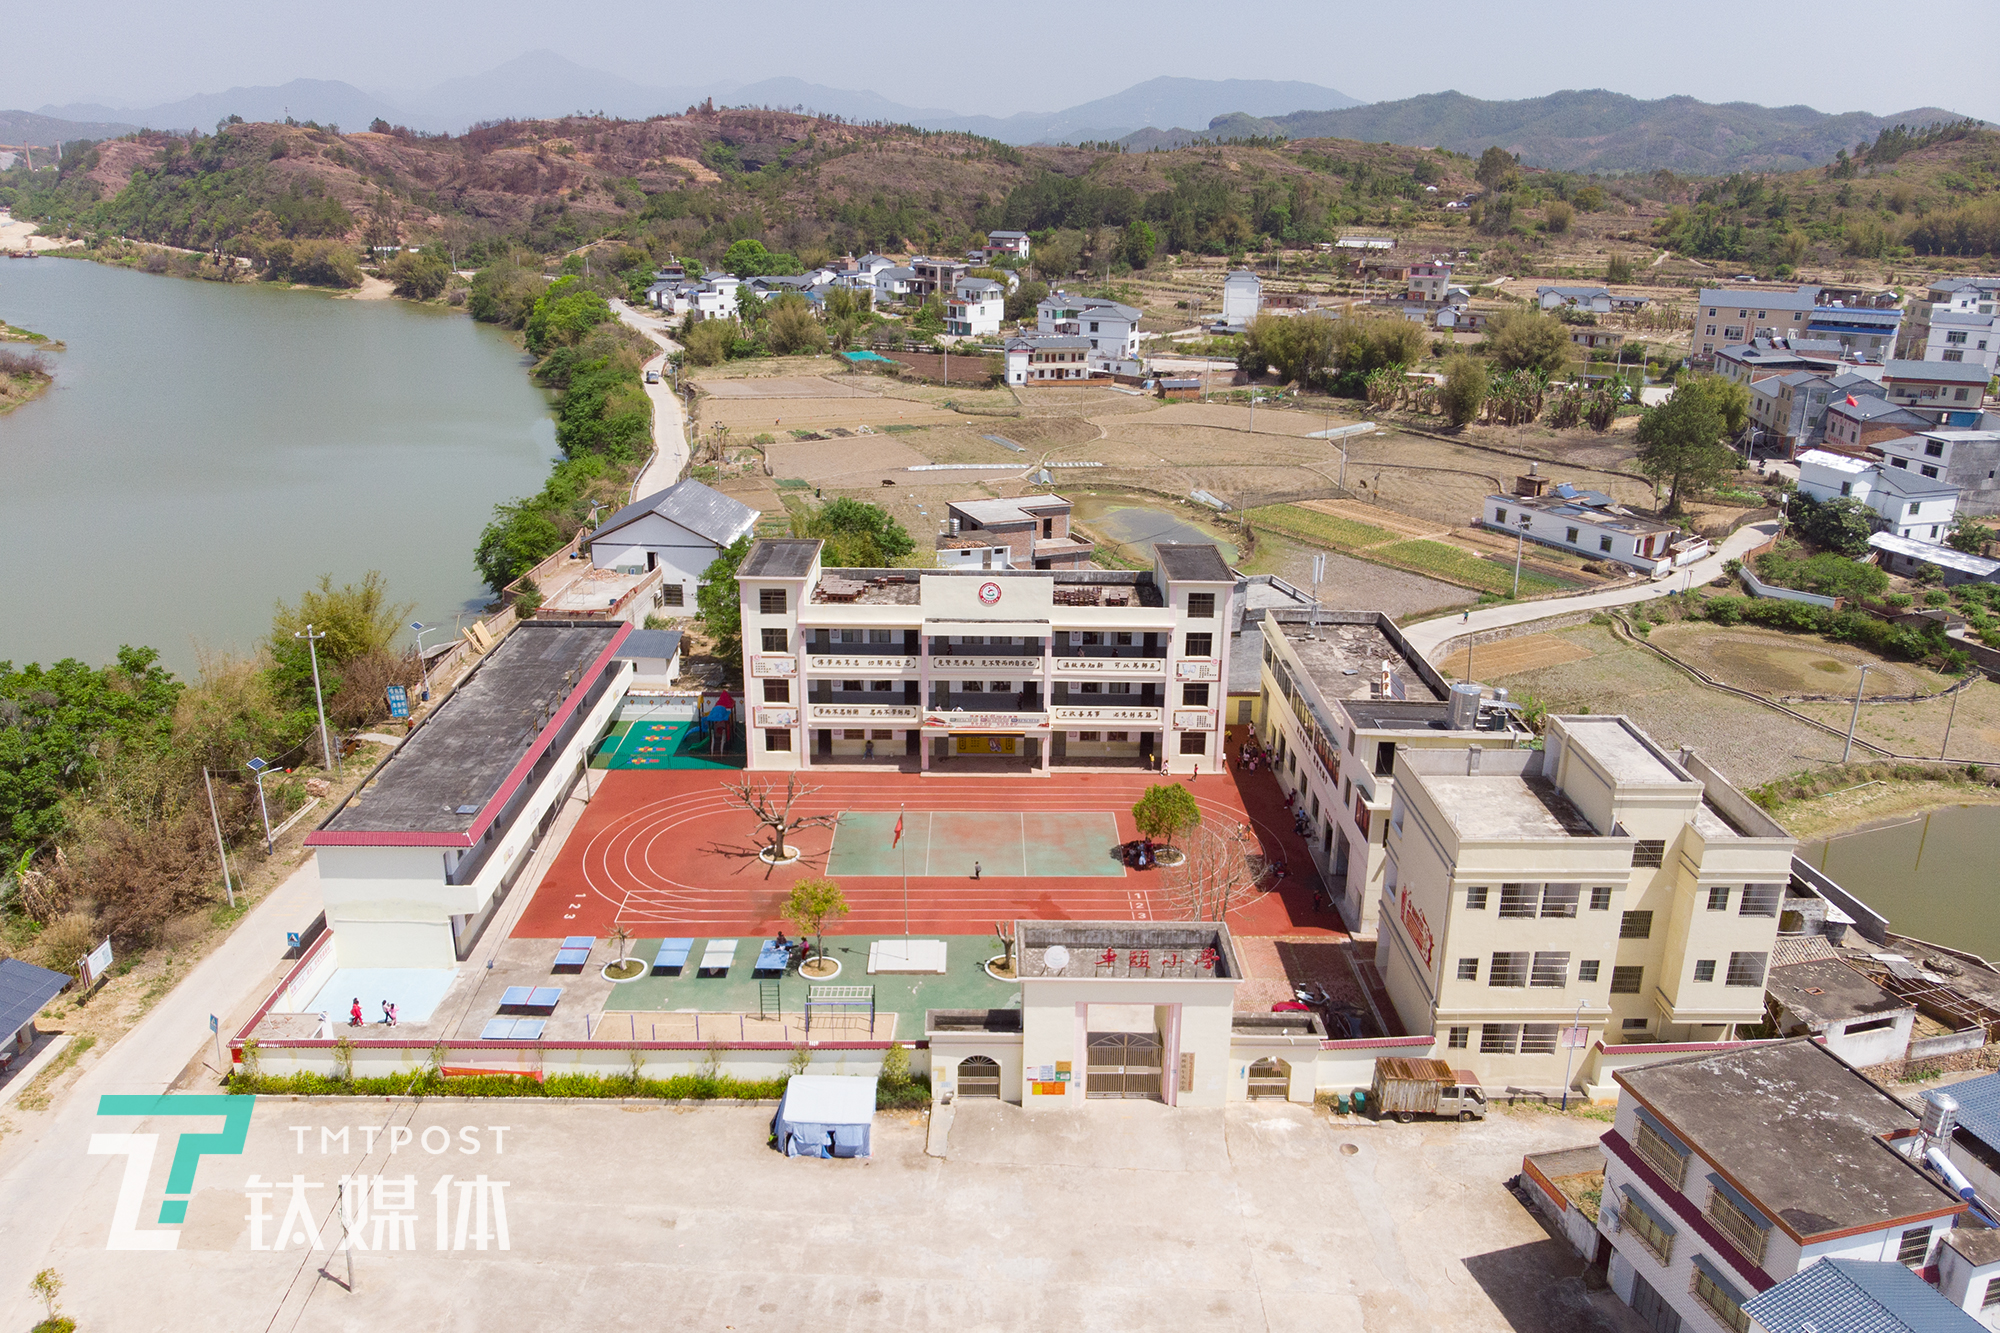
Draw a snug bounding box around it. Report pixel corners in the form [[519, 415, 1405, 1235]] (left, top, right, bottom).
[[1044, 945, 1070, 971]]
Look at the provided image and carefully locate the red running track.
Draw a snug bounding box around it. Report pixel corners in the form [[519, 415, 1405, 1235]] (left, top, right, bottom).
[[514, 758, 1345, 940]]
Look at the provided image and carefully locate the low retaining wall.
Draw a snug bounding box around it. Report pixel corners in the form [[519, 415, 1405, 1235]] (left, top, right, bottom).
[[242, 1037, 922, 1084], [1312, 1034, 1434, 1093], [1421, 608, 1602, 665], [1740, 566, 1840, 608]]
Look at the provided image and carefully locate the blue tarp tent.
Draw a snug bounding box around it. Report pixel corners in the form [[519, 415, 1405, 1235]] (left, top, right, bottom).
[[771, 1075, 878, 1158]]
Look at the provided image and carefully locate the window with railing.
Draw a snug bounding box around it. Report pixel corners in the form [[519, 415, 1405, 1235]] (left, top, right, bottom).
[[1621, 1194, 1675, 1264], [1738, 883, 1782, 917], [1631, 840, 1666, 867], [1725, 952, 1767, 988], [1634, 1119, 1689, 1188], [1530, 952, 1570, 988], [1541, 884, 1580, 918], [1488, 952, 1529, 988], [1706, 1186, 1770, 1264], [1499, 884, 1539, 918], [1692, 1266, 1751, 1333]]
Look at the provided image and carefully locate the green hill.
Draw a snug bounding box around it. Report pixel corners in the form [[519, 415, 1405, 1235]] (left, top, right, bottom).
[[1122, 89, 1981, 174]]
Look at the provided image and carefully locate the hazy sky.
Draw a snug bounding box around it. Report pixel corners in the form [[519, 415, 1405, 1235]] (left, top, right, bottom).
[[12, 0, 1999, 123]]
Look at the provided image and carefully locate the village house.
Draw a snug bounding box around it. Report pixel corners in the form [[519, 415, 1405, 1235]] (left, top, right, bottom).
[[909, 256, 970, 299], [1220, 269, 1261, 328], [1407, 260, 1453, 303], [1747, 371, 1837, 457], [1822, 392, 1933, 453], [1693, 286, 1825, 362], [984, 229, 1031, 260], [1879, 429, 2000, 515], [1882, 360, 1993, 427], [933, 494, 1093, 571], [585, 478, 762, 614], [945, 276, 1005, 338], [1037, 291, 1143, 376], [1485, 480, 1702, 575], [1897, 276, 2000, 363], [1538, 285, 1614, 314], [1003, 333, 1093, 384], [1867, 531, 2000, 585], [1804, 304, 1902, 361], [1795, 448, 1960, 540]]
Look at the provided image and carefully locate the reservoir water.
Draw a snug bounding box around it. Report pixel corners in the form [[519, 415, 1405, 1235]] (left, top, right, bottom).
[[1802, 803, 2000, 961], [0, 259, 555, 673]]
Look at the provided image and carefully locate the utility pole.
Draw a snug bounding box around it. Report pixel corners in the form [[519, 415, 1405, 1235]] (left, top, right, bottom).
[[1512, 514, 1533, 597], [1842, 663, 1874, 763], [1942, 682, 1962, 760], [203, 769, 236, 908], [297, 624, 337, 774]]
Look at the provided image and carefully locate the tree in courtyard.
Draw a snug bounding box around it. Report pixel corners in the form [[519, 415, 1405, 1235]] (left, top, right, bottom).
[[695, 535, 753, 659], [782, 877, 850, 969], [29, 1268, 65, 1329], [1946, 513, 1994, 556], [725, 773, 841, 867], [1132, 782, 1201, 853], [1159, 820, 1273, 923], [1634, 387, 1735, 516], [792, 498, 915, 567], [1475, 146, 1521, 193], [1790, 495, 1876, 557], [1481, 308, 1572, 377], [1438, 353, 1489, 427], [1672, 372, 1750, 438]]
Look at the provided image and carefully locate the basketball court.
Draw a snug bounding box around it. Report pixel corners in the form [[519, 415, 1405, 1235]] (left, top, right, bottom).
[[825, 810, 1125, 879], [513, 766, 1341, 941]]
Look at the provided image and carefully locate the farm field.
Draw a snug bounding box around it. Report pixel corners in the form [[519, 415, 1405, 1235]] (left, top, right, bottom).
[[1646, 623, 1952, 699]]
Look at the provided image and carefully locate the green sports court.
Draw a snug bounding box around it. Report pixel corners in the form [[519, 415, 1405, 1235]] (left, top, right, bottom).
[[591, 717, 743, 770], [825, 810, 1127, 878]]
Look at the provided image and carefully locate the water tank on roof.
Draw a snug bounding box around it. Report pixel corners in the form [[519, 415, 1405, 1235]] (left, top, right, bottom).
[[1923, 1090, 1960, 1142], [1448, 682, 1482, 731]]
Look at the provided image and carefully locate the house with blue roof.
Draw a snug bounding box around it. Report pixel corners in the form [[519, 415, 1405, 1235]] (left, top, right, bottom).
[[1745, 1257, 1988, 1333]]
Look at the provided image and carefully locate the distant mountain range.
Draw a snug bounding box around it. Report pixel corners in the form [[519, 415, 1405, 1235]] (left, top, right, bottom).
[[19, 57, 1356, 146], [11, 66, 1979, 178], [1121, 89, 1983, 174]]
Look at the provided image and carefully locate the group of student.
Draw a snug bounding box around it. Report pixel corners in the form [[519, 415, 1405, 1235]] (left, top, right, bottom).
[[346, 998, 397, 1027]]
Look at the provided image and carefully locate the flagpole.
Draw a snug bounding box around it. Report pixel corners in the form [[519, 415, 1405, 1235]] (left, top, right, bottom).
[[901, 803, 909, 940]]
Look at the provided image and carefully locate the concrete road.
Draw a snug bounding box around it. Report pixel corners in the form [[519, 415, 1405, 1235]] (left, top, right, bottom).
[[0, 856, 324, 1328], [11, 1092, 1641, 1332], [1400, 520, 1779, 663], [610, 299, 690, 498]]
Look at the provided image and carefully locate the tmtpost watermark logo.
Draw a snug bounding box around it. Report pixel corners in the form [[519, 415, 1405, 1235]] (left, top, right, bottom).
[[90, 1096, 516, 1253], [89, 1094, 254, 1251]]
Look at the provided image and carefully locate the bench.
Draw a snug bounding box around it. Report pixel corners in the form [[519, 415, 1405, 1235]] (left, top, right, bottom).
[[552, 936, 594, 974], [753, 939, 790, 976], [497, 986, 562, 1016], [652, 938, 694, 976], [698, 938, 739, 977], [479, 1017, 546, 1040]]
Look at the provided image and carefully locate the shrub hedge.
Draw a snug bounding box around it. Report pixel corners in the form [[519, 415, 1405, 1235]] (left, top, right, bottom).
[[226, 1068, 931, 1109]]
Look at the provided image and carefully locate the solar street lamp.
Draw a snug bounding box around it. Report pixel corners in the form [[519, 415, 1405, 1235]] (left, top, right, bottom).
[[246, 757, 278, 854], [412, 621, 442, 701]]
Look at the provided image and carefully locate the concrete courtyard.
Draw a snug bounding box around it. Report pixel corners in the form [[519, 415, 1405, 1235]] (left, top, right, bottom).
[[43, 1096, 1643, 1332]]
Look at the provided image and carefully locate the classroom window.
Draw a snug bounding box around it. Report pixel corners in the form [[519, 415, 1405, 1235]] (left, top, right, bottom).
[[1498, 884, 1539, 918], [870, 729, 894, 740], [1707, 886, 1730, 911], [1621, 911, 1653, 939], [843, 729, 865, 740], [1182, 683, 1210, 706], [1520, 1024, 1559, 1055], [1739, 883, 1782, 917], [1610, 966, 1644, 994], [1465, 886, 1489, 910], [1694, 960, 1716, 982], [1578, 960, 1600, 983], [1106, 731, 1129, 742], [1184, 633, 1213, 657], [1541, 884, 1580, 918], [1631, 840, 1665, 867], [1179, 732, 1207, 755], [1187, 593, 1216, 619], [1447, 1027, 1469, 1050], [1077, 731, 1102, 742], [1530, 952, 1571, 988], [759, 588, 787, 614], [1457, 958, 1479, 981], [1725, 952, 1767, 988], [763, 680, 790, 703], [1622, 1018, 1650, 1031], [1479, 1024, 1520, 1055], [871, 680, 894, 692], [764, 729, 791, 752], [1488, 953, 1529, 988], [1589, 887, 1613, 910]]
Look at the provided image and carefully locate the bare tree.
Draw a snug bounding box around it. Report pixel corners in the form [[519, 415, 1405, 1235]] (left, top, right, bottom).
[[724, 773, 839, 864], [1158, 821, 1274, 923]]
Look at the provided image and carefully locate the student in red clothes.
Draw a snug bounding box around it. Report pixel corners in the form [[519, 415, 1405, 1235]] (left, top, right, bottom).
[[349, 998, 363, 1027]]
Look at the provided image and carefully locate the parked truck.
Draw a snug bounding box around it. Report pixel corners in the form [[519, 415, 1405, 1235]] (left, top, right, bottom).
[[1369, 1057, 1487, 1122]]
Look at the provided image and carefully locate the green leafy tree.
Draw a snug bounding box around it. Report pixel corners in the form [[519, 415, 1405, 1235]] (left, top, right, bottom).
[[1482, 308, 1572, 377], [781, 876, 849, 966], [385, 251, 450, 299], [722, 239, 803, 277], [1791, 495, 1877, 557], [467, 262, 544, 328], [1132, 783, 1201, 851], [1634, 389, 1735, 515], [1439, 354, 1489, 427], [1121, 220, 1157, 269], [793, 498, 915, 566], [1543, 201, 1574, 234], [1005, 278, 1047, 323], [524, 276, 612, 355], [765, 296, 826, 354], [682, 318, 739, 366], [268, 572, 414, 666], [1605, 251, 1634, 283], [0, 649, 180, 861], [1575, 185, 1606, 212], [1946, 514, 1994, 556], [1475, 147, 1520, 193], [1673, 372, 1751, 438], [696, 535, 753, 658]]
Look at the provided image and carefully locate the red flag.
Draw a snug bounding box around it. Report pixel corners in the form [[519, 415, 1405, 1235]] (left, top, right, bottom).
[[892, 811, 904, 848], [1846, 395, 1858, 406]]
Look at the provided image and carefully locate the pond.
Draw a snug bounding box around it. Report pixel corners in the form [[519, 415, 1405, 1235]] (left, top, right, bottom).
[[0, 258, 555, 673], [1802, 803, 2000, 961]]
